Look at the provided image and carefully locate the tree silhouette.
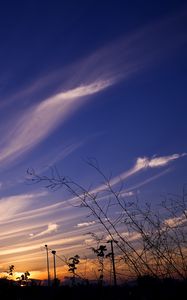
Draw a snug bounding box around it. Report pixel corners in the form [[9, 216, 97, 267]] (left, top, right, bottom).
[[68, 255, 80, 285], [92, 245, 107, 286], [27, 164, 187, 280], [17, 271, 30, 286], [8, 265, 14, 277]]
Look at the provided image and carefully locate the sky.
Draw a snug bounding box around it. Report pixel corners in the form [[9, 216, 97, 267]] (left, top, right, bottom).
[[0, 0, 187, 282]]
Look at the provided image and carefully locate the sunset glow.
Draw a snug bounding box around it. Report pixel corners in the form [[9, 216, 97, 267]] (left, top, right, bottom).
[[0, 1, 187, 284]]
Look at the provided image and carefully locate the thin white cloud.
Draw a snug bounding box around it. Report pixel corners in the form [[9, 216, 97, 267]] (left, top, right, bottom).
[[147, 153, 186, 167], [41, 142, 83, 168], [0, 200, 62, 226], [0, 80, 113, 165], [0, 233, 84, 256], [124, 168, 170, 192], [122, 231, 142, 242], [163, 213, 187, 228], [76, 221, 95, 228], [0, 191, 47, 221], [109, 153, 186, 187], [105, 231, 141, 242], [120, 191, 135, 197], [92, 154, 186, 194], [0, 203, 91, 246], [30, 223, 59, 238]]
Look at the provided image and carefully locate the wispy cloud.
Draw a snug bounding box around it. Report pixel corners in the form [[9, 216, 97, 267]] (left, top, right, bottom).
[[163, 213, 187, 228], [76, 221, 95, 228], [1, 154, 181, 230], [0, 191, 47, 221], [124, 168, 171, 192], [120, 191, 135, 197], [92, 154, 186, 193], [109, 153, 186, 187], [1, 11, 186, 166], [0, 233, 85, 257], [121, 231, 142, 242], [0, 80, 113, 165], [105, 231, 141, 243], [29, 223, 59, 238]]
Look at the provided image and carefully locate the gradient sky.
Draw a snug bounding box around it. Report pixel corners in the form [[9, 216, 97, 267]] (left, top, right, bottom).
[[0, 0, 187, 281]]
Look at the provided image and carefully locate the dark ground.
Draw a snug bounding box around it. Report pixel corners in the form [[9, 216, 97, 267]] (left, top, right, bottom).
[[0, 278, 186, 300]]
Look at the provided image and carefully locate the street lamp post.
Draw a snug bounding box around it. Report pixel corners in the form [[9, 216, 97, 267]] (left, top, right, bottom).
[[45, 245, 50, 287], [52, 250, 57, 283], [107, 240, 118, 286]]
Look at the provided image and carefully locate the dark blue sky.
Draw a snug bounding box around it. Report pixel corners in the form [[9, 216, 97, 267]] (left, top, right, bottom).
[[0, 0, 187, 279]]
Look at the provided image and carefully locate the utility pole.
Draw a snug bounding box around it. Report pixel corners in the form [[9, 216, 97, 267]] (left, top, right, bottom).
[[45, 244, 50, 287], [107, 240, 118, 286], [51, 250, 57, 282]]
